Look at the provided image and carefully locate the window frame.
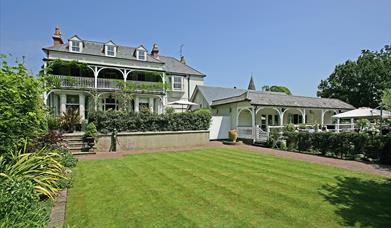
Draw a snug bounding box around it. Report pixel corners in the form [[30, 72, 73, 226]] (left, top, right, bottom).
[[137, 50, 146, 60], [171, 76, 183, 91], [105, 45, 116, 57], [70, 41, 81, 52]]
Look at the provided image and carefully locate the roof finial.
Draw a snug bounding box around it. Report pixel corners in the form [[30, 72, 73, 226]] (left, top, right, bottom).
[[248, 74, 256, 90]]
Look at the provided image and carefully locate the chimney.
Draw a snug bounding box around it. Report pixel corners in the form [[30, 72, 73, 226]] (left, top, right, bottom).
[[151, 43, 159, 59], [180, 56, 186, 65], [52, 26, 64, 47]]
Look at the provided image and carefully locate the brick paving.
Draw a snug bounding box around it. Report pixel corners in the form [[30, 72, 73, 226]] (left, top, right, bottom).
[[48, 188, 67, 228], [76, 141, 391, 178]]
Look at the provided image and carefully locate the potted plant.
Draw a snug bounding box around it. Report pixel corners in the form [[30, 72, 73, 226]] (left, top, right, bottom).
[[83, 122, 97, 151], [60, 108, 81, 133], [228, 129, 238, 142]]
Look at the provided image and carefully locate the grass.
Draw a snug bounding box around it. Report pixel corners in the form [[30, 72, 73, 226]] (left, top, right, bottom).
[[65, 148, 391, 227]]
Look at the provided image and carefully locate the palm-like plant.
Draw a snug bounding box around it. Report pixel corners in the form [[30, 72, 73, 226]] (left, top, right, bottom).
[[0, 145, 66, 199], [60, 108, 81, 132]]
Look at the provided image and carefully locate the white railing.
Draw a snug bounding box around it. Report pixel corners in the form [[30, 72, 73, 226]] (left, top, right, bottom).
[[51, 75, 164, 92], [97, 78, 122, 90], [255, 127, 269, 142], [237, 127, 253, 139], [52, 75, 95, 89]]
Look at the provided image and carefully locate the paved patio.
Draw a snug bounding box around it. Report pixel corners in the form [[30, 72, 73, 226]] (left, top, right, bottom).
[[76, 141, 391, 178]]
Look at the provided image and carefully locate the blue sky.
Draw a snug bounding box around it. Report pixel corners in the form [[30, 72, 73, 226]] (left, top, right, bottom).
[[0, 0, 390, 96]]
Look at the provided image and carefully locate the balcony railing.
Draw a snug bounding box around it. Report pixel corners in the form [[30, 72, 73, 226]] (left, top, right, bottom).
[[48, 75, 165, 93]]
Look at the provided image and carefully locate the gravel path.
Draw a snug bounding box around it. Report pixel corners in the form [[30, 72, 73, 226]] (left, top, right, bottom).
[[76, 141, 391, 178]]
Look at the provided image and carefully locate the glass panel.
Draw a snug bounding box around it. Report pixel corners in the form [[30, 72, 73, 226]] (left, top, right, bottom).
[[138, 51, 145, 60], [72, 41, 80, 52], [66, 95, 79, 105], [173, 76, 182, 90]]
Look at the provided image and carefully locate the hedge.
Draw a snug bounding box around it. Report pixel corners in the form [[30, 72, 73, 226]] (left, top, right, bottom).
[[88, 109, 212, 132], [281, 132, 391, 164]]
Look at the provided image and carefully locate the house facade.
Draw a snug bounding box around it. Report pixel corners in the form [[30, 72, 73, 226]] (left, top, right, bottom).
[[191, 85, 355, 141], [43, 27, 205, 119]]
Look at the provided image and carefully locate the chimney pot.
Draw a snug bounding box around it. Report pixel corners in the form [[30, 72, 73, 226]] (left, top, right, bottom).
[[52, 26, 64, 47], [180, 56, 186, 65], [151, 43, 159, 59]]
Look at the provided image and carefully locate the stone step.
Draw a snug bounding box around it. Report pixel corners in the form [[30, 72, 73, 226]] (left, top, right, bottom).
[[72, 151, 96, 155]]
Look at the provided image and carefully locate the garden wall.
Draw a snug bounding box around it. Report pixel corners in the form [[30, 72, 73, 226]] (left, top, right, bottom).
[[96, 130, 209, 152]]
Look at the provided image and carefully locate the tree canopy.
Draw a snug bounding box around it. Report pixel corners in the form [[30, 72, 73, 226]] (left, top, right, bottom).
[[382, 89, 391, 111], [317, 46, 391, 108], [261, 85, 292, 95], [0, 55, 47, 153]]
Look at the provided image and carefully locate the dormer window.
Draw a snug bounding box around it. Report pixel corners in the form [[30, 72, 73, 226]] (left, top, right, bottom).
[[69, 35, 83, 53], [71, 41, 81, 52], [137, 50, 146, 60], [135, 45, 147, 61], [106, 46, 115, 56], [104, 41, 117, 57]]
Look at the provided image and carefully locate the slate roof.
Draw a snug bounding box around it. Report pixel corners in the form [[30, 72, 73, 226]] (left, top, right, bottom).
[[159, 56, 205, 76], [211, 89, 355, 110], [43, 39, 205, 76], [192, 85, 247, 105]]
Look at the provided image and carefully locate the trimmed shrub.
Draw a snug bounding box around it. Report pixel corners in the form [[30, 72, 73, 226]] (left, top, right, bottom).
[[280, 131, 391, 164], [88, 110, 212, 132]]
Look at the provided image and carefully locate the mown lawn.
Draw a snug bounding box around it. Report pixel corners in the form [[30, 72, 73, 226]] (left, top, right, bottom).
[[65, 148, 391, 227]]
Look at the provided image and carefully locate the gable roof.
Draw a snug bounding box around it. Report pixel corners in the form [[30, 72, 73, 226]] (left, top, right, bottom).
[[43, 38, 205, 76], [191, 85, 247, 106], [211, 89, 355, 110]]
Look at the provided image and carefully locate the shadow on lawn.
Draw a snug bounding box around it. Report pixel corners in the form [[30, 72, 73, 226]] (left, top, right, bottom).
[[320, 176, 391, 227]]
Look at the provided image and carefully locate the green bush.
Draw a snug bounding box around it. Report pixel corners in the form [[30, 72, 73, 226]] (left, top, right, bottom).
[[281, 131, 391, 164], [380, 135, 391, 164], [84, 122, 97, 138], [0, 146, 66, 199], [47, 115, 61, 131], [297, 132, 312, 152], [0, 177, 50, 227], [57, 148, 78, 169], [0, 55, 47, 154], [88, 110, 212, 132], [165, 106, 175, 114]]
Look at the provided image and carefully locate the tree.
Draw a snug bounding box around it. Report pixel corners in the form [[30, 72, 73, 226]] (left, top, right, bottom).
[[0, 54, 47, 153], [262, 85, 292, 95], [382, 89, 391, 111], [317, 46, 391, 108]]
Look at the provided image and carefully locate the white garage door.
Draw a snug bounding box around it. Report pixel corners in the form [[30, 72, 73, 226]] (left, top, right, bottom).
[[209, 116, 231, 140]]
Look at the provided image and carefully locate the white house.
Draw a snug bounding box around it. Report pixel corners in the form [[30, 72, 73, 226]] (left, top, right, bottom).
[[191, 84, 355, 141], [42, 27, 205, 119]]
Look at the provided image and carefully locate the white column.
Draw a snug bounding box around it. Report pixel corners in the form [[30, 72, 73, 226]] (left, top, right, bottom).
[[336, 118, 340, 133], [302, 109, 306, 124], [60, 94, 66, 116], [79, 94, 85, 120], [149, 97, 154, 113], [251, 107, 256, 142], [54, 94, 59, 115], [350, 118, 354, 131], [94, 67, 98, 88], [134, 96, 139, 112], [321, 110, 325, 127], [279, 108, 284, 126]]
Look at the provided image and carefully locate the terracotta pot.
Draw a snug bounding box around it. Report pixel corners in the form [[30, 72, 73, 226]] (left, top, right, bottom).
[[228, 129, 238, 142]]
